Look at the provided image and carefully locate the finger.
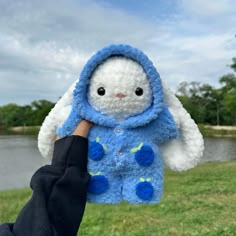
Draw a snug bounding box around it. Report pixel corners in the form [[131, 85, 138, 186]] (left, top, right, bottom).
[[73, 120, 93, 137]]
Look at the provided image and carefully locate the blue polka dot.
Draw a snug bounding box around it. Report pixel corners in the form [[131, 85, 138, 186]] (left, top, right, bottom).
[[88, 175, 109, 194], [135, 145, 154, 166], [136, 181, 154, 200], [89, 141, 104, 161]]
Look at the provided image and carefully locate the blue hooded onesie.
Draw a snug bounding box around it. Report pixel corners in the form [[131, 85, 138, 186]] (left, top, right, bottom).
[[57, 44, 178, 204]]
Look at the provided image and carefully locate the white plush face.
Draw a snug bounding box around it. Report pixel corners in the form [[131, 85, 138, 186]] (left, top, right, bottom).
[[88, 57, 153, 121]]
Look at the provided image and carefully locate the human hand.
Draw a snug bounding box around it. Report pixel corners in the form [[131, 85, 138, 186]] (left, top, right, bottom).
[[56, 120, 93, 140]]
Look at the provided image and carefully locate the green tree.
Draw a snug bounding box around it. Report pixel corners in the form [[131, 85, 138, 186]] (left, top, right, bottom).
[[219, 73, 236, 125], [0, 104, 22, 127], [176, 57, 236, 126], [177, 82, 212, 124], [0, 100, 55, 128], [30, 100, 55, 125], [230, 57, 236, 71]]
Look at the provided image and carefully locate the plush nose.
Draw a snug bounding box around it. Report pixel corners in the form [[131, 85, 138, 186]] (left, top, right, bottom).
[[116, 93, 126, 99]]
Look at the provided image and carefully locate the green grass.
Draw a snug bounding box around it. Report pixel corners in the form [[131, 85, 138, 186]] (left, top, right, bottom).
[[1, 161, 236, 236]]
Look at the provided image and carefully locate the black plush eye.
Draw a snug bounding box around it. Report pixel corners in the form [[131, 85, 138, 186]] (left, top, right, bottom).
[[97, 87, 106, 96], [135, 87, 143, 96]]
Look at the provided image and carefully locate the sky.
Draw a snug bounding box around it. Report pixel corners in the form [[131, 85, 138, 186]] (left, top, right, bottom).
[[0, 0, 236, 105]]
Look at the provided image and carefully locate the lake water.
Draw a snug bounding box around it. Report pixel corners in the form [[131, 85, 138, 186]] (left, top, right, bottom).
[[0, 135, 235, 190]]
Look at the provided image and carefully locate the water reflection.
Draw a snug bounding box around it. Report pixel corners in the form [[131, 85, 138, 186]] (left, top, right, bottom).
[[0, 135, 235, 190], [202, 137, 236, 162], [0, 135, 47, 190]]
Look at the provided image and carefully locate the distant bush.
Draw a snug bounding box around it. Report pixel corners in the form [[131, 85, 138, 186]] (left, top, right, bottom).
[[0, 100, 55, 128]]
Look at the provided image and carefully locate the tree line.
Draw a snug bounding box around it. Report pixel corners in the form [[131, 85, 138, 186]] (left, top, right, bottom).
[[177, 58, 236, 126], [0, 58, 235, 128], [0, 100, 55, 128]]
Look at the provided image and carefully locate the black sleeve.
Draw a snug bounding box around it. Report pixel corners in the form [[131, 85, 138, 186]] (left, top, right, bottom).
[[0, 135, 90, 236]]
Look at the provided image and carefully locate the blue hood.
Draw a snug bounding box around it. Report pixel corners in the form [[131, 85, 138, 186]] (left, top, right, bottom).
[[73, 44, 165, 129]]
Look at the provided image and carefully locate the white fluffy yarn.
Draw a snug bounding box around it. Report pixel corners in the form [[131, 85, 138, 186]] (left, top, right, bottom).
[[160, 81, 204, 171], [88, 57, 152, 121], [38, 78, 204, 172]]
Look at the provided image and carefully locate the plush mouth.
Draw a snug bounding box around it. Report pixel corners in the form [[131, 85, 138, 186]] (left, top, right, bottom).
[[116, 93, 126, 99]]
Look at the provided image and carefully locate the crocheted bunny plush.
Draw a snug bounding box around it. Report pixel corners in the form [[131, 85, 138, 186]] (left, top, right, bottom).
[[38, 44, 204, 204]]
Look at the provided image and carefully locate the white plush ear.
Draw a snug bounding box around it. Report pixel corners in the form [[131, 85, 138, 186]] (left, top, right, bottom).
[[38, 80, 77, 159], [160, 81, 204, 171]]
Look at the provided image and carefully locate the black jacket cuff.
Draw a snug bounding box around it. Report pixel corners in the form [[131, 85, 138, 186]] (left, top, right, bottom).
[[52, 135, 88, 172]]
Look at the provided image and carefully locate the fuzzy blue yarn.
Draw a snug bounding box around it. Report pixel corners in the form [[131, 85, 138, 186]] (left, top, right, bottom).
[[57, 44, 165, 138], [88, 175, 109, 195], [135, 145, 155, 167], [56, 105, 82, 137], [75, 44, 164, 129], [136, 181, 154, 200], [89, 141, 104, 161], [56, 44, 178, 204]]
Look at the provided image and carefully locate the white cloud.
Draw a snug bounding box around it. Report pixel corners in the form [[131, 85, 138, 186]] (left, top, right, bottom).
[[181, 0, 233, 17], [0, 0, 235, 105], [150, 32, 236, 89], [0, 0, 158, 104]]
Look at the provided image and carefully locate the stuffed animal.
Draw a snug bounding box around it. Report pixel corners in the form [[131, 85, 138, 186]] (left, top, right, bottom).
[[38, 44, 204, 204]]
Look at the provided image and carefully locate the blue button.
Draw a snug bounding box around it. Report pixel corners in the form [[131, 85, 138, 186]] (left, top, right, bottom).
[[118, 151, 124, 156], [114, 126, 123, 135]]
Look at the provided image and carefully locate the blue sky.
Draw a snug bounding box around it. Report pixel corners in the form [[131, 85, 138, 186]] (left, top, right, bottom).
[[93, 0, 180, 19], [0, 0, 235, 105]]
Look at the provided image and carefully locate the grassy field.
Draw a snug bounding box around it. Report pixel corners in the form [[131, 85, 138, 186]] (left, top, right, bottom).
[[0, 161, 236, 236]]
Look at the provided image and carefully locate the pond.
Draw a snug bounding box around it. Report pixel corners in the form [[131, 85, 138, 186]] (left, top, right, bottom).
[[0, 135, 235, 190]]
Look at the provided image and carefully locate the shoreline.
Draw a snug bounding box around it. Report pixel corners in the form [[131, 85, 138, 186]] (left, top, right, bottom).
[[0, 126, 40, 135], [198, 125, 236, 138], [1, 125, 236, 138]]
